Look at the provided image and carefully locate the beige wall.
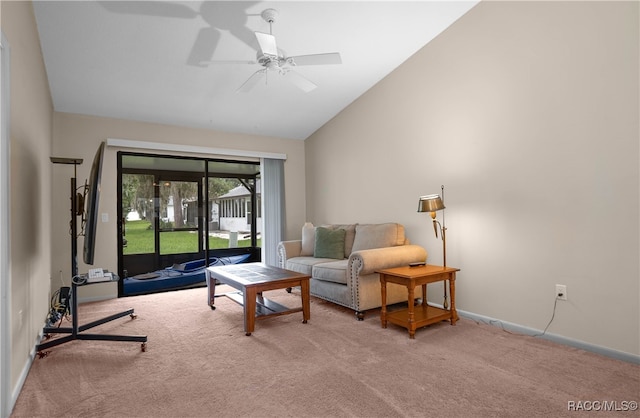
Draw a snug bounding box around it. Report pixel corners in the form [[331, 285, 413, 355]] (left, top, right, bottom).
[[306, 1, 639, 356], [51, 112, 306, 301], [2, 0, 54, 402]]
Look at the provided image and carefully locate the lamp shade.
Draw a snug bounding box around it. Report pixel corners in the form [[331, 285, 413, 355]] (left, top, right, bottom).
[[417, 194, 445, 213]]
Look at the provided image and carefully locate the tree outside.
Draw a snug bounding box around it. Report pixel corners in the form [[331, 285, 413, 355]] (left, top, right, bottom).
[[122, 174, 244, 255]]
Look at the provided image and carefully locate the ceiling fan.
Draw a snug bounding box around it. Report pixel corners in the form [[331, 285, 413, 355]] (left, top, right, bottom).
[[206, 8, 342, 93]]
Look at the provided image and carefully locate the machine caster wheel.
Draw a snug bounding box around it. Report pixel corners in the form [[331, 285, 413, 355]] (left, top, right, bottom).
[[130, 313, 137, 319], [286, 287, 292, 293], [355, 312, 365, 321], [210, 305, 216, 310], [37, 351, 50, 359], [141, 343, 147, 352]]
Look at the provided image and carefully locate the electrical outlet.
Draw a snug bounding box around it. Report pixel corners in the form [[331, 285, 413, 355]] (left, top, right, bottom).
[[556, 284, 567, 301]]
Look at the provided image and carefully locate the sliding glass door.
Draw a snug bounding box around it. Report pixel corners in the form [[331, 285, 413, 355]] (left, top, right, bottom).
[[117, 152, 261, 296]]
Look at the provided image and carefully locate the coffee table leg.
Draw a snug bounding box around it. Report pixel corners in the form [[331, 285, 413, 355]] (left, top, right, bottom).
[[207, 271, 217, 310], [244, 287, 257, 336], [301, 279, 310, 324]]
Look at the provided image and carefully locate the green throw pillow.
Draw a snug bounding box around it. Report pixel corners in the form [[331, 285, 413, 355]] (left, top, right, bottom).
[[314, 227, 346, 259]]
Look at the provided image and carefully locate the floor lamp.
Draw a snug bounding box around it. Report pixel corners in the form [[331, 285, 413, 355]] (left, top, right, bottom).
[[418, 185, 448, 308]]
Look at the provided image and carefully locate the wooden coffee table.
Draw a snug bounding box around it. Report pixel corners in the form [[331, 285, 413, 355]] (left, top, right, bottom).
[[377, 264, 459, 339], [206, 263, 310, 336]]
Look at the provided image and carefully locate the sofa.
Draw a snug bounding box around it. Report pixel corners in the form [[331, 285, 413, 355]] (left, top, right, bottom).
[[277, 222, 427, 319]]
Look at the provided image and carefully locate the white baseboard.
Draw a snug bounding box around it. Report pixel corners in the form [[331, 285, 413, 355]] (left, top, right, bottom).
[[9, 329, 42, 416], [457, 309, 640, 365]]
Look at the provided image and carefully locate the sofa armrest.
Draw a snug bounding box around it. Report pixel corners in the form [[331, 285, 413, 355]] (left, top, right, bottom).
[[348, 245, 427, 277], [277, 240, 302, 268]]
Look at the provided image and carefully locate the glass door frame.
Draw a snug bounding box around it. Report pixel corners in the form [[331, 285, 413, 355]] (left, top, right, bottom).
[[116, 151, 260, 296]]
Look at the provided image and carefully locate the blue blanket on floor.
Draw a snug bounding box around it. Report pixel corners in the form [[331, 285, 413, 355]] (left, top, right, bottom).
[[123, 254, 251, 295]]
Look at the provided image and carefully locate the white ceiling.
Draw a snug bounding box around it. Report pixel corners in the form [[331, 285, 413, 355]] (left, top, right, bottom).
[[33, 1, 478, 140]]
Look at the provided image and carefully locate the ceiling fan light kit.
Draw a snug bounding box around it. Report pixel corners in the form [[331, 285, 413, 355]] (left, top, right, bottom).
[[208, 8, 342, 93]]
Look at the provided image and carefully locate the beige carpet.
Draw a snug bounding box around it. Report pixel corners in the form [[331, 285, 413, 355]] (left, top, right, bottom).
[[11, 286, 639, 418]]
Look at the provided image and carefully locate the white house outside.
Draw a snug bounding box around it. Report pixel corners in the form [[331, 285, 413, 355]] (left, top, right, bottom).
[[213, 181, 262, 234]]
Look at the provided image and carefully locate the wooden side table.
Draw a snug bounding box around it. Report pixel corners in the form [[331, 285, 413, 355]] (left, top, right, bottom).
[[377, 264, 459, 339]]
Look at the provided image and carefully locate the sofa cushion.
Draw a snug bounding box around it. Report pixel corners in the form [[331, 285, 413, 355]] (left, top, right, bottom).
[[300, 222, 315, 256], [325, 224, 357, 257], [312, 259, 348, 285], [286, 256, 337, 276], [351, 223, 406, 252], [314, 227, 346, 259]]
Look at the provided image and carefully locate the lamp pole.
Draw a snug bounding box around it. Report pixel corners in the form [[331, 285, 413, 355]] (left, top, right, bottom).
[[440, 184, 446, 268], [418, 186, 449, 308], [440, 185, 447, 308]]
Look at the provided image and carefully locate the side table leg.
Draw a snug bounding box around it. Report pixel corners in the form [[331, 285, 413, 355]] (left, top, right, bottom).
[[408, 285, 416, 339], [450, 273, 457, 325], [380, 275, 387, 328]]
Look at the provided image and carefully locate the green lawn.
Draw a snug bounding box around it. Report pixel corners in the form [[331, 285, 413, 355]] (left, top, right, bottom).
[[123, 220, 260, 255]]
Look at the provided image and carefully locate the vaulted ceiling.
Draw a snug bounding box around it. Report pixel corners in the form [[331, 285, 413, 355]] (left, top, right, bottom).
[[33, 1, 478, 140]]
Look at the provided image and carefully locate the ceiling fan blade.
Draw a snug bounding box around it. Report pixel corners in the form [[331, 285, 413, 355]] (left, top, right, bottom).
[[237, 70, 266, 93], [200, 60, 257, 66], [288, 52, 342, 66], [187, 27, 221, 67], [255, 32, 278, 57], [285, 70, 317, 93]]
